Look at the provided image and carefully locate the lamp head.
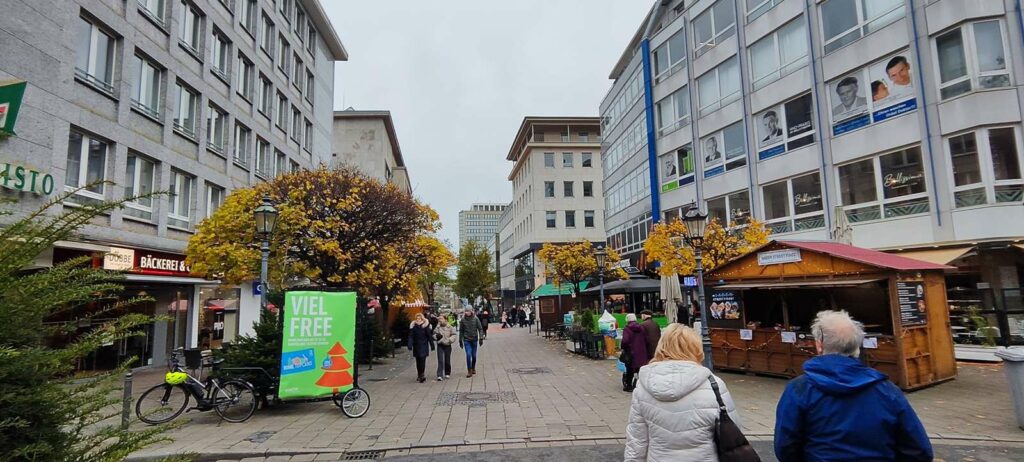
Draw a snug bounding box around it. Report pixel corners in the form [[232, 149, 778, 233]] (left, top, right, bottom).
[[682, 208, 709, 243], [253, 194, 279, 237], [594, 244, 608, 268]]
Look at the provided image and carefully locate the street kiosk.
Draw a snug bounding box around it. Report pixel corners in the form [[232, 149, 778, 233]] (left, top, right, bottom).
[[705, 240, 957, 391]]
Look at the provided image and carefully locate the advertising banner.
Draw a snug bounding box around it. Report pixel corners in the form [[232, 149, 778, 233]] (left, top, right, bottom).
[[279, 291, 357, 399], [896, 281, 927, 326], [829, 50, 918, 136], [0, 80, 27, 136]]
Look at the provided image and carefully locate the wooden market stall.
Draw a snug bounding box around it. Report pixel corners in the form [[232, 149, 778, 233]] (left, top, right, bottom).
[[705, 240, 956, 391]]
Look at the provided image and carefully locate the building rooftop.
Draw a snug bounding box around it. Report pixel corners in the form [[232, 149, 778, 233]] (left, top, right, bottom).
[[303, 0, 349, 61]]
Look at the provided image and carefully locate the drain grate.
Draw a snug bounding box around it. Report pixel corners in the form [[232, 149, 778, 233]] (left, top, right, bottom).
[[436, 391, 518, 407], [243, 430, 276, 443], [342, 449, 385, 461], [507, 367, 552, 375]]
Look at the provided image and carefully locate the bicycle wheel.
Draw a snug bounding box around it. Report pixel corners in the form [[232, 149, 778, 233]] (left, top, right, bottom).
[[212, 380, 257, 423], [135, 384, 189, 425], [334, 387, 370, 418]]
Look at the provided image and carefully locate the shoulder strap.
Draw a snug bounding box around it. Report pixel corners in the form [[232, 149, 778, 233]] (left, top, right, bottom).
[[707, 376, 728, 412]]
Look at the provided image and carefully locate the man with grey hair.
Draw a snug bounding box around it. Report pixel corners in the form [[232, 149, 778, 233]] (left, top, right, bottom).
[[774, 310, 932, 461]]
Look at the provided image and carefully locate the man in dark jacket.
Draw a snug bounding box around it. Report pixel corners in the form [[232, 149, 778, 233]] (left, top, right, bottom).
[[639, 309, 661, 362], [458, 308, 483, 378], [774, 310, 932, 461]]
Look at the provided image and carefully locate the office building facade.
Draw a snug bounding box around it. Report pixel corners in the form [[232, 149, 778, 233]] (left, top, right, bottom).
[[602, 0, 1024, 346], [459, 203, 507, 251], [0, 0, 346, 368], [331, 109, 412, 193]]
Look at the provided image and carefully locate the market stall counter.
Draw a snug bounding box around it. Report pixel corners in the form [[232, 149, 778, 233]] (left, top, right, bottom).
[[705, 240, 956, 391]]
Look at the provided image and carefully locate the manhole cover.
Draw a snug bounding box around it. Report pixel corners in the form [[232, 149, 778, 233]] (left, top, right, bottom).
[[342, 449, 385, 461], [436, 391, 518, 407], [507, 367, 552, 375], [244, 430, 275, 443]]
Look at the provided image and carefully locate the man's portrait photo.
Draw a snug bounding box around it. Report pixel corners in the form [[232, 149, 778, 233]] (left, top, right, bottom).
[[831, 76, 867, 119], [703, 136, 722, 165], [760, 109, 783, 146]]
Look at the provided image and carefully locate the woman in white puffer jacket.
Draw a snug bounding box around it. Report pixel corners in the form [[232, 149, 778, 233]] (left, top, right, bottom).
[[624, 324, 740, 461]]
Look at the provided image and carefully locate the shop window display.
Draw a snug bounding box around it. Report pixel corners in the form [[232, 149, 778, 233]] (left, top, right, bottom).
[[199, 286, 241, 349]]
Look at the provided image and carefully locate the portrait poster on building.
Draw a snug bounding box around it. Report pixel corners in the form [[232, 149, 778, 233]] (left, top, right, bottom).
[[829, 50, 918, 136], [660, 152, 678, 192], [279, 291, 357, 399], [896, 281, 927, 326], [702, 132, 723, 169], [756, 93, 815, 161]]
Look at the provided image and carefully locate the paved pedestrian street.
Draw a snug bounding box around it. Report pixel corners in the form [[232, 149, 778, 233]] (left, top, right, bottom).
[[128, 327, 1024, 461]]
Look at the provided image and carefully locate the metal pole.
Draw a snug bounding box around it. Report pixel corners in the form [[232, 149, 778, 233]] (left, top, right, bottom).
[[260, 238, 271, 320], [367, 305, 373, 371], [598, 273, 606, 314], [121, 372, 133, 430], [694, 247, 713, 369]]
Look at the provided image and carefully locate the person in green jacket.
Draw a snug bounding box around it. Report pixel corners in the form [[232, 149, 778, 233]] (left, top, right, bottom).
[[459, 308, 483, 377]]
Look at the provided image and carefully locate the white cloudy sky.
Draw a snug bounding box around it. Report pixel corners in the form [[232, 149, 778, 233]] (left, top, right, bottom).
[[324, 0, 650, 247]]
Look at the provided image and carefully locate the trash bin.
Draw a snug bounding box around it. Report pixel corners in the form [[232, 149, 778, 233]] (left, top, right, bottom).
[[994, 347, 1024, 430]]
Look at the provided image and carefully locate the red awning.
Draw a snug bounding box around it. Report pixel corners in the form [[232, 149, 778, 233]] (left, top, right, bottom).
[[778, 240, 954, 271]]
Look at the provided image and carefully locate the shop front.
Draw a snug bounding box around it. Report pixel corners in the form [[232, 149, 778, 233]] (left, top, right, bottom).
[[706, 240, 957, 391]]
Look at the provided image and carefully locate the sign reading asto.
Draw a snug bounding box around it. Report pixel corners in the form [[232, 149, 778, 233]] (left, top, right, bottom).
[[103, 246, 192, 276], [0, 163, 55, 195], [757, 249, 802, 266]]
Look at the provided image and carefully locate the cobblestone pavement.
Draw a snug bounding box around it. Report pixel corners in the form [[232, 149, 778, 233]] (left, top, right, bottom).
[[127, 326, 1024, 461]]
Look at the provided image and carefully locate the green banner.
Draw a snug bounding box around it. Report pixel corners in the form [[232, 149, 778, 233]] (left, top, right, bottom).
[[279, 291, 356, 400], [0, 80, 27, 136]]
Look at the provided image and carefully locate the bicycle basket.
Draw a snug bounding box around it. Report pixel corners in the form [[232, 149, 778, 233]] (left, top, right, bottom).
[[165, 371, 188, 385]]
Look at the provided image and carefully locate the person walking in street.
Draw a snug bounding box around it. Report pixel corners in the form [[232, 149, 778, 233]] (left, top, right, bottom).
[[408, 313, 435, 383], [620, 313, 648, 392], [427, 311, 439, 332], [479, 308, 491, 338], [459, 308, 483, 377], [624, 324, 741, 461], [639, 309, 661, 364], [433, 316, 457, 380], [501, 310, 509, 328], [774, 310, 932, 461]]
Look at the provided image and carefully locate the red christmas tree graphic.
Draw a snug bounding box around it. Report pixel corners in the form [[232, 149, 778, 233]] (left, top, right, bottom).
[[315, 342, 353, 392]]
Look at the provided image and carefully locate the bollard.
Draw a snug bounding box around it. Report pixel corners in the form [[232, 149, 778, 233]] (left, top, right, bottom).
[[121, 372, 133, 430]]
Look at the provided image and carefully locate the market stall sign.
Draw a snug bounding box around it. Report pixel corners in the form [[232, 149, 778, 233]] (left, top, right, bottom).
[[279, 291, 356, 399], [0, 163, 55, 195], [896, 280, 927, 326], [0, 80, 27, 136], [757, 249, 802, 266], [103, 246, 193, 276]]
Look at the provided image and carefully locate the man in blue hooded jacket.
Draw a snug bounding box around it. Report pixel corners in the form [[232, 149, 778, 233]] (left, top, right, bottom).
[[774, 310, 932, 461]]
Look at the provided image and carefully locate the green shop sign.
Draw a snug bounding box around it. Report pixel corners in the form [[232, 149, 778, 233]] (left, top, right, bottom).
[[0, 80, 27, 137], [1, 163, 55, 195], [279, 291, 356, 400]]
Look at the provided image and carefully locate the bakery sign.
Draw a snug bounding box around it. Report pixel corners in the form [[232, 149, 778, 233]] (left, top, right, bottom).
[[104, 246, 193, 276]]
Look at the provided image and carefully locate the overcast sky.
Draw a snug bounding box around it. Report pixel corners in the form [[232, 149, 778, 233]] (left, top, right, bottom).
[[324, 0, 650, 248]]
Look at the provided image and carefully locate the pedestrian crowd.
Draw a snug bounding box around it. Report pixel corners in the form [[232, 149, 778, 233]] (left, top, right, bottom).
[[406, 307, 488, 382], [621, 309, 933, 462]]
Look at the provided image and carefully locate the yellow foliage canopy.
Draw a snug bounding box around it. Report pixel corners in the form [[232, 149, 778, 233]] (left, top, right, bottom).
[[536, 240, 628, 296], [644, 218, 771, 277]]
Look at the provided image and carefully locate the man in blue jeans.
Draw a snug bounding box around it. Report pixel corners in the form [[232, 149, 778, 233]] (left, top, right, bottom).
[[459, 308, 483, 377]]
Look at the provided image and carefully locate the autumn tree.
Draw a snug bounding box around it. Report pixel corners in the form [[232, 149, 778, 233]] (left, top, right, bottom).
[[644, 217, 771, 276], [347, 234, 455, 321], [417, 264, 453, 306], [536, 240, 628, 310], [454, 241, 494, 305]]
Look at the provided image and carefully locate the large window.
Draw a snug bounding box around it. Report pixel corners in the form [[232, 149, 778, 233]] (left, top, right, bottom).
[[304, 119, 313, 151], [211, 29, 231, 80], [293, 54, 303, 88], [693, 0, 736, 57], [838, 146, 929, 222], [562, 152, 573, 168], [756, 93, 815, 161], [656, 86, 690, 136], [206, 183, 224, 218], [544, 181, 555, 198], [179, 1, 201, 53], [168, 169, 193, 229], [747, 0, 784, 22], [583, 181, 594, 197], [257, 74, 273, 115], [563, 181, 574, 197], [749, 19, 808, 90], [584, 210, 596, 228], [762, 172, 825, 234], [173, 82, 198, 138], [131, 54, 162, 118], [255, 137, 270, 177], [233, 123, 251, 166], [207, 103, 226, 153], [821, 0, 903, 54], [275, 150, 287, 177], [948, 127, 1023, 208], [291, 107, 302, 142], [653, 29, 687, 82], [697, 57, 740, 116], [75, 16, 116, 93], [239, 0, 256, 33], [260, 13, 275, 56], [138, 0, 167, 25], [125, 153, 156, 221], [546, 211, 556, 229], [305, 70, 315, 104], [829, 50, 917, 136], [702, 122, 746, 178], [237, 53, 254, 100], [605, 164, 650, 217], [544, 152, 555, 168], [276, 92, 288, 129], [707, 190, 750, 227], [935, 20, 1011, 100], [602, 118, 645, 174], [65, 131, 108, 200], [565, 211, 576, 228], [278, 34, 291, 76], [582, 152, 593, 167]]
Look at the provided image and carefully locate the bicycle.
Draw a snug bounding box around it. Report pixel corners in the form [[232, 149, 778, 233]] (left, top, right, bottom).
[[135, 349, 257, 425]]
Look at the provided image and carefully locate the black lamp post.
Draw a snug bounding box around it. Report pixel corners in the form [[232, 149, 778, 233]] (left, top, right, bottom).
[[594, 245, 607, 312], [253, 194, 279, 319], [681, 208, 712, 369]]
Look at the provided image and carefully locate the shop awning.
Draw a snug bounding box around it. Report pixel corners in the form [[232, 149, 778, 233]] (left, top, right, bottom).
[[582, 277, 664, 294], [715, 278, 885, 290], [531, 281, 589, 298], [892, 246, 974, 266]]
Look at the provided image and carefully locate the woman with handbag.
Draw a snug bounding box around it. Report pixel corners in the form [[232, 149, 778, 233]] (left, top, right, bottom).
[[624, 324, 760, 461], [620, 313, 648, 392]]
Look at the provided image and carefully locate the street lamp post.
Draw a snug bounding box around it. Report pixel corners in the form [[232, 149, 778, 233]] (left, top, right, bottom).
[[594, 245, 607, 313], [253, 195, 279, 323], [681, 208, 712, 369]]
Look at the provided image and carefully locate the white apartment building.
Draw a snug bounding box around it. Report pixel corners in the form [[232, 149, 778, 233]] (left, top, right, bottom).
[[601, 0, 1024, 347], [331, 109, 412, 193], [497, 117, 605, 308], [0, 0, 346, 369]]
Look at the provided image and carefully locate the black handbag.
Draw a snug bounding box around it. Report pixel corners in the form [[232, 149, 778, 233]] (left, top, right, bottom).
[[707, 376, 761, 462], [618, 347, 632, 367]]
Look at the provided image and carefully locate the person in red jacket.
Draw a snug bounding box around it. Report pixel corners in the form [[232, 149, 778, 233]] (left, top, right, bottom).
[[620, 313, 648, 392]]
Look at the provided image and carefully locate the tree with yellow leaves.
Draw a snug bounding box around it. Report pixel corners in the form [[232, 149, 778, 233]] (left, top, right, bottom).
[[348, 235, 455, 320], [536, 240, 628, 310], [644, 217, 771, 277]]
